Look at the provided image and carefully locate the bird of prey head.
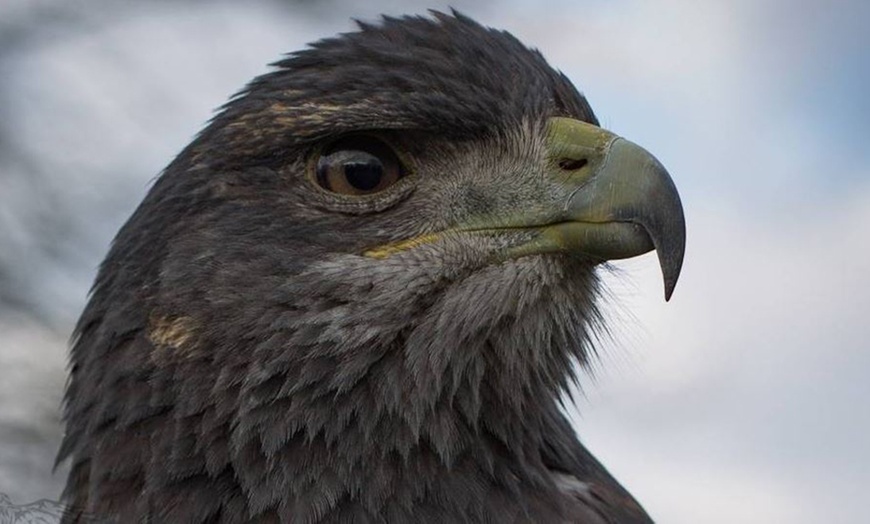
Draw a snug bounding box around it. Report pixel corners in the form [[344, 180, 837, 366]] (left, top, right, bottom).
[[58, 11, 684, 523]]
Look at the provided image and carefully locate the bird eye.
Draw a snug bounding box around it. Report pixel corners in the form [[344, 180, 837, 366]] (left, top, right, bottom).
[[314, 136, 405, 195]]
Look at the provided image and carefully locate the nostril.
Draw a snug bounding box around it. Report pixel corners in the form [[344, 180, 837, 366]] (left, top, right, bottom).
[[558, 158, 588, 171]]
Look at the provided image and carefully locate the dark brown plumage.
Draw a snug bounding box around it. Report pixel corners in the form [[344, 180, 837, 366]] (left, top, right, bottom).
[[58, 11, 684, 523]]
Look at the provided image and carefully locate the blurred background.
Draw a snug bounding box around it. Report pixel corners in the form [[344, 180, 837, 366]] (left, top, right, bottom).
[[0, 0, 868, 522]]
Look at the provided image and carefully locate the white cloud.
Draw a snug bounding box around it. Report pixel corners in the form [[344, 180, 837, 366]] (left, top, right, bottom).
[[572, 182, 870, 523]]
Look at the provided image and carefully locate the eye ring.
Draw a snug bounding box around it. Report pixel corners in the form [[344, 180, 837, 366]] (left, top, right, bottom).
[[312, 135, 407, 196]]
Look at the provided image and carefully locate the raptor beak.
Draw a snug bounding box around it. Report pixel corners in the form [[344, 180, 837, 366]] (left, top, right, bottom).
[[541, 117, 686, 300]]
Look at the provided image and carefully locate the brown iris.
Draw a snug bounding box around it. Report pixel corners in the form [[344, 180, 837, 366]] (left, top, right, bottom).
[[315, 135, 405, 195]]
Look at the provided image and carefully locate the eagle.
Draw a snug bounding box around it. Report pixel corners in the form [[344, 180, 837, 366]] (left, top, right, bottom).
[[57, 11, 684, 523]]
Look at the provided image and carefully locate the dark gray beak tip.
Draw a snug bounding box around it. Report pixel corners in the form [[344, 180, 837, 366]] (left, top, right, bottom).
[[656, 194, 686, 302], [661, 247, 683, 302]]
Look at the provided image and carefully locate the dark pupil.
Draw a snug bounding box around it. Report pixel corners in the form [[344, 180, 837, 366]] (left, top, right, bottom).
[[342, 154, 383, 190]]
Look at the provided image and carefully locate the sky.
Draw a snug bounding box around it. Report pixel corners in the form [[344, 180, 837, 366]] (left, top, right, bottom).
[[0, 0, 868, 522]]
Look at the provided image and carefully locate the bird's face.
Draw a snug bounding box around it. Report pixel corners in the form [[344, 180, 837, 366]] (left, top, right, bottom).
[[349, 117, 684, 293], [143, 14, 685, 401]]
